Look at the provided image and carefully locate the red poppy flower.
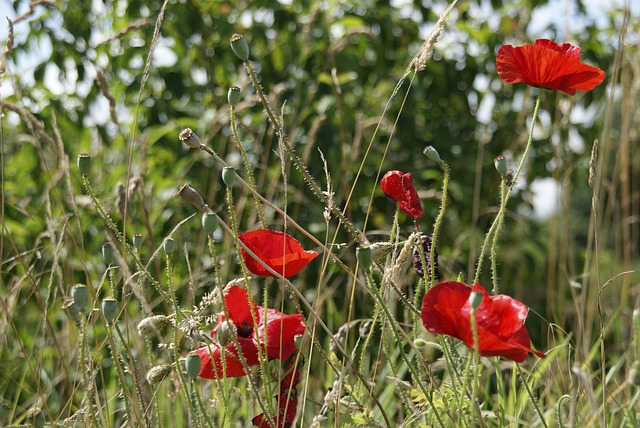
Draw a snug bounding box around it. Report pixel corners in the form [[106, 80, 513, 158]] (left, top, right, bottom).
[[194, 285, 305, 379], [380, 170, 423, 219], [496, 39, 604, 95], [421, 281, 545, 362], [238, 230, 319, 278]]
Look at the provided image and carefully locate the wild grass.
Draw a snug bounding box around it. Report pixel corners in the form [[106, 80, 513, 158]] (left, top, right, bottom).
[[1, 1, 639, 427]]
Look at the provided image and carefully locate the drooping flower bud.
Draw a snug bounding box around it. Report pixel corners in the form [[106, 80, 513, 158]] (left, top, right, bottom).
[[423, 145, 442, 163], [185, 354, 202, 379], [222, 167, 236, 187], [178, 183, 207, 211], [494, 155, 507, 177], [72, 284, 89, 312], [202, 213, 218, 234], [164, 238, 175, 255], [137, 315, 171, 337], [413, 338, 427, 348], [228, 86, 241, 107], [230, 34, 250, 61], [146, 364, 173, 385], [179, 128, 201, 149], [102, 298, 118, 326], [217, 320, 237, 347], [77, 153, 92, 177]]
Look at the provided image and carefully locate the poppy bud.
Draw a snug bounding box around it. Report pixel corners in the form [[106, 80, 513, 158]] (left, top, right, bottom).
[[629, 361, 640, 386], [413, 338, 427, 348], [102, 298, 118, 326], [468, 290, 483, 309], [77, 153, 92, 177], [230, 34, 250, 61], [217, 321, 237, 347], [179, 128, 201, 149], [137, 315, 171, 337], [423, 145, 442, 163], [146, 364, 172, 385], [368, 242, 394, 265], [294, 334, 303, 351], [356, 246, 373, 270], [63, 298, 82, 326], [494, 156, 507, 177], [185, 354, 202, 379], [72, 284, 89, 312], [228, 86, 241, 107], [202, 213, 218, 234], [222, 167, 236, 187], [164, 238, 175, 255], [133, 233, 143, 251], [178, 183, 207, 210], [102, 242, 117, 266]]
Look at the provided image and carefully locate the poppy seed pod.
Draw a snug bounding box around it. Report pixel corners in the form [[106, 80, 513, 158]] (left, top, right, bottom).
[[185, 354, 202, 379], [468, 290, 484, 309], [133, 233, 143, 251], [202, 213, 218, 234], [146, 364, 173, 385], [222, 167, 236, 187], [102, 242, 117, 266], [423, 145, 442, 163], [217, 320, 237, 347], [77, 153, 92, 177], [179, 128, 201, 149], [179, 183, 207, 210], [230, 34, 250, 61], [494, 156, 507, 177], [63, 298, 82, 326], [356, 246, 373, 271], [228, 86, 241, 107], [72, 284, 89, 312], [102, 298, 118, 326], [164, 238, 175, 255]]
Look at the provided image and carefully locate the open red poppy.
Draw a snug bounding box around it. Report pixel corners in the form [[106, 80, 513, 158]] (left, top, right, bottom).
[[194, 285, 305, 379], [380, 170, 423, 219], [496, 39, 604, 95], [238, 230, 319, 278], [421, 281, 545, 362]]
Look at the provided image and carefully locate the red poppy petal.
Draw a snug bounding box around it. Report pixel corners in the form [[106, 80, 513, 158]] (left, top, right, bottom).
[[223, 285, 259, 328], [534, 39, 580, 59], [194, 338, 260, 379], [400, 173, 423, 218], [421, 281, 473, 341], [261, 313, 305, 361], [380, 170, 405, 200], [239, 230, 319, 278]]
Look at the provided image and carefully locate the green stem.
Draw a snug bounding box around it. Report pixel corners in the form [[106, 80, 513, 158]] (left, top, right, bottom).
[[517, 364, 548, 428], [474, 95, 542, 285], [105, 323, 137, 425], [490, 179, 507, 294], [242, 59, 363, 244], [430, 161, 449, 287], [79, 316, 99, 427], [230, 105, 266, 228]]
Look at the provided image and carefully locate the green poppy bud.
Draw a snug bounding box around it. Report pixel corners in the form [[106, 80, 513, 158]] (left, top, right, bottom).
[[217, 321, 237, 347], [202, 213, 218, 234], [179, 128, 201, 149], [102, 298, 118, 326], [185, 354, 202, 379], [222, 167, 236, 187], [133, 233, 143, 251], [468, 290, 483, 309], [423, 145, 442, 163], [72, 284, 89, 312], [228, 86, 241, 107], [230, 34, 250, 61], [137, 315, 171, 337], [164, 238, 175, 255], [494, 155, 507, 177], [294, 334, 303, 351], [77, 153, 92, 177], [414, 338, 427, 348], [146, 364, 172, 385], [102, 242, 117, 266], [356, 246, 373, 271]]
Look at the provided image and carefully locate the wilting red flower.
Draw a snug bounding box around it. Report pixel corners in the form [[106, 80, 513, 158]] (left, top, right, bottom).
[[496, 39, 604, 95], [421, 281, 545, 362], [239, 229, 319, 278], [412, 235, 440, 280], [380, 170, 423, 218], [194, 285, 305, 379]]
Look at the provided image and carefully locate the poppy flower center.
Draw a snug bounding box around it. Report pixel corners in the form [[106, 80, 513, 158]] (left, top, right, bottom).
[[238, 321, 253, 338]]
